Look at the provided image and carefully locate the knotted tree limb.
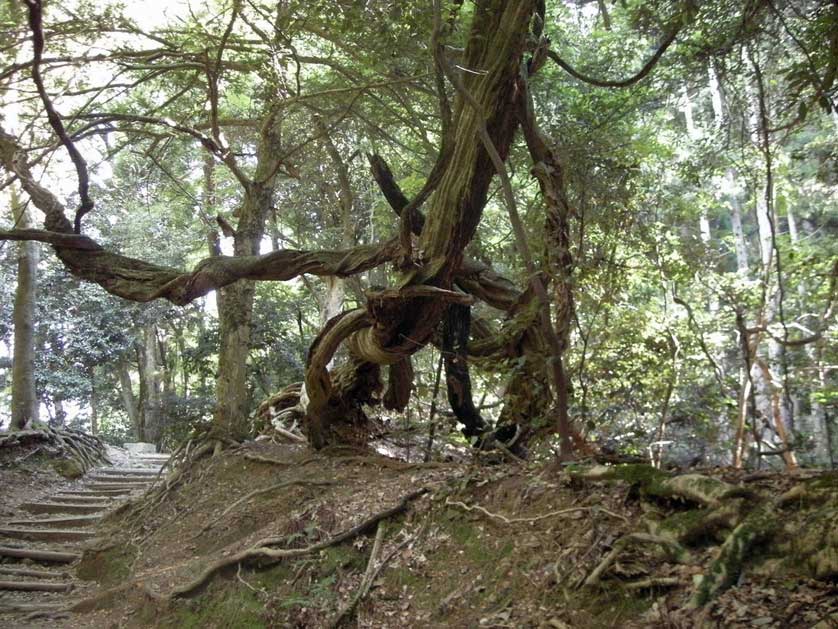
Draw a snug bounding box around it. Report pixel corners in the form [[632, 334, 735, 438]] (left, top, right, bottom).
[[0, 127, 401, 305], [368, 152, 522, 313], [6, 0, 539, 450]]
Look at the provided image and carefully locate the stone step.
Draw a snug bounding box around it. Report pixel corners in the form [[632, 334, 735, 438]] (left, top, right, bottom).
[[7, 515, 101, 528], [56, 489, 130, 497], [0, 527, 95, 542], [43, 494, 118, 505], [95, 467, 161, 476], [87, 475, 153, 484], [0, 579, 73, 592], [0, 602, 70, 613], [0, 566, 69, 579], [84, 482, 151, 491], [20, 501, 108, 515], [0, 545, 80, 563]]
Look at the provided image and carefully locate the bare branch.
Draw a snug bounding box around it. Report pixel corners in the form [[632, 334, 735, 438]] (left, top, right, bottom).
[[24, 0, 94, 233], [75, 113, 252, 189]]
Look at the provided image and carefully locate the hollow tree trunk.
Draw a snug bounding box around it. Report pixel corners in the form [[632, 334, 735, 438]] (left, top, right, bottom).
[[10, 186, 39, 430]]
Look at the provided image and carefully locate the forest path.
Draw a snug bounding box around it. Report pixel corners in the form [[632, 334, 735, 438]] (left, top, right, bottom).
[[0, 451, 169, 624]]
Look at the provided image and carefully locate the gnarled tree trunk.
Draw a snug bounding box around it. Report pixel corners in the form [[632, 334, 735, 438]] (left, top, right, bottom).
[[300, 0, 537, 447]]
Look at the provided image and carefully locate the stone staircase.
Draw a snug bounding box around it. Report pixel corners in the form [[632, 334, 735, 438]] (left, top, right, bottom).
[[0, 451, 169, 619]]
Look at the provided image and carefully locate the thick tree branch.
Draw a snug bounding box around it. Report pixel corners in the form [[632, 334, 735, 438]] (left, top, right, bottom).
[[0, 123, 399, 306], [0, 228, 101, 250], [368, 152, 522, 312]]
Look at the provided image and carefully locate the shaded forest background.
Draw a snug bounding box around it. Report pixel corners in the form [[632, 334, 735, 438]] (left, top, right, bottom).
[[0, 0, 836, 469]]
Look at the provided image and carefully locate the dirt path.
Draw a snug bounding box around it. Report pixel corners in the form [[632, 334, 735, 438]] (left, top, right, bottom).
[[0, 450, 169, 627]]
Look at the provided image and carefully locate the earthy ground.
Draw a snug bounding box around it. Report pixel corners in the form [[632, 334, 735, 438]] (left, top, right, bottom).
[[2, 440, 838, 628]]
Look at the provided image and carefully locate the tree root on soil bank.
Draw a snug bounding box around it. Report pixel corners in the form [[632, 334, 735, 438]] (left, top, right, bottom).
[[242, 452, 318, 467], [327, 521, 387, 629], [170, 488, 429, 598], [445, 497, 629, 525], [127, 431, 240, 528], [573, 463, 838, 606], [195, 479, 338, 538], [583, 532, 691, 587], [0, 427, 109, 474]]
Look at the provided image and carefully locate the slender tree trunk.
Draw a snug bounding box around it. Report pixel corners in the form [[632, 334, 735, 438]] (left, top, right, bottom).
[[727, 171, 750, 273], [681, 85, 711, 244], [755, 358, 798, 469], [214, 114, 283, 438], [89, 366, 98, 435], [118, 361, 140, 439], [137, 325, 163, 444], [10, 186, 39, 430], [317, 125, 355, 368], [51, 398, 66, 429]]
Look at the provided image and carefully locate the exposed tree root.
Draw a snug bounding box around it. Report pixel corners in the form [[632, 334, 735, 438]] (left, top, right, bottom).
[[242, 452, 317, 467], [688, 503, 776, 608], [197, 479, 337, 536], [170, 488, 428, 598], [572, 463, 815, 606], [0, 427, 109, 474], [327, 521, 387, 628], [445, 498, 629, 525], [623, 576, 682, 590], [127, 432, 237, 527]]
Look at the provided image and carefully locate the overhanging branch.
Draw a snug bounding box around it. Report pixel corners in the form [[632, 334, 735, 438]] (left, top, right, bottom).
[[0, 124, 399, 306]]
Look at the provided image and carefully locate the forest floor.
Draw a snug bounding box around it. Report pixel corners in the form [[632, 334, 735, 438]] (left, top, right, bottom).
[[2, 441, 838, 628]]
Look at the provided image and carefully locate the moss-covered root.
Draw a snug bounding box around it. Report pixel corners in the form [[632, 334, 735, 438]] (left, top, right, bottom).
[[658, 474, 733, 508], [689, 504, 776, 608], [573, 465, 734, 507]]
